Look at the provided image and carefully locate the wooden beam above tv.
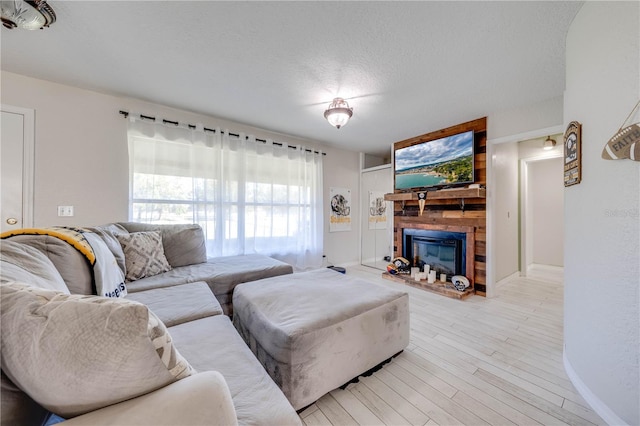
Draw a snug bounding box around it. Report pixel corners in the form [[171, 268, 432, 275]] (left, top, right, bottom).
[[384, 187, 485, 201], [394, 117, 488, 150]]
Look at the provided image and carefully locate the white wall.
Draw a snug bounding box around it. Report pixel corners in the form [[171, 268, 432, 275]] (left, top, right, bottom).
[[528, 158, 563, 267], [564, 2, 639, 425], [518, 134, 563, 160], [1, 71, 362, 266], [492, 142, 519, 281], [488, 96, 564, 141]]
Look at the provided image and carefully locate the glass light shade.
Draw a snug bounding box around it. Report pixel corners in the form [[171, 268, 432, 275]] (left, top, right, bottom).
[[543, 136, 557, 150], [324, 98, 353, 129], [1, 0, 56, 30]]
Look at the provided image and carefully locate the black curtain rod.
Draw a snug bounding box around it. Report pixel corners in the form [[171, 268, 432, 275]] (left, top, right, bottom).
[[119, 110, 326, 156]]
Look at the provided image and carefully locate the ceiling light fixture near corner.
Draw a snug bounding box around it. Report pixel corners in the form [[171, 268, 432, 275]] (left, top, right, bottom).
[[324, 97, 353, 129], [1, 0, 56, 30], [543, 135, 557, 150]]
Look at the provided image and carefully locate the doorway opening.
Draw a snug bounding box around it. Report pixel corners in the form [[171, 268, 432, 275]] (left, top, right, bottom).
[[492, 133, 564, 287], [520, 151, 564, 282]]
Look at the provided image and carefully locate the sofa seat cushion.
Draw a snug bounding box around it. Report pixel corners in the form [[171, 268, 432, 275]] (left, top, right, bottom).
[[169, 315, 301, 426], [0, 283, 194, 418], [126, 282, 223, 327], [126, 254, 293, 316], [232, 268, 410, 410]]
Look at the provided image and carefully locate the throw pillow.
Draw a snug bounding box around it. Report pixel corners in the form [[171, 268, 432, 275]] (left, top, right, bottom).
[[116, 231, 172, 281], [0, 282, 194, 418], [117, 223, 207, 267]]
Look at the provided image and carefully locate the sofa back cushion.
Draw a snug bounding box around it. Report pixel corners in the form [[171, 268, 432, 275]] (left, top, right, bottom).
[[118, 223, 207, 267], [0, 282, 195, 418], [2, 235, 93, 295], [1, 371, 50, 426], [0, 240, 69, 293]]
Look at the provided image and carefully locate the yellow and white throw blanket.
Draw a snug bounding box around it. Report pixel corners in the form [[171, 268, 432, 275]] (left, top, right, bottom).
[[1, 227, 127, 298]]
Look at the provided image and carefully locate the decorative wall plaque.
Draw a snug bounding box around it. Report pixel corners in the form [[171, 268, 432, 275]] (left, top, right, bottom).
[[564, 121, 582, 187], [417, 192, 426, 216], [602, 100, 640, 161]]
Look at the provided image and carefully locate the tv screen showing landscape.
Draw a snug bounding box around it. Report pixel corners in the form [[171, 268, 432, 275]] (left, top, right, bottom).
[[395, 130, 474, 190]]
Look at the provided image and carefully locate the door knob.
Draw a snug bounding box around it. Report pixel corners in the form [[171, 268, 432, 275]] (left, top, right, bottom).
[[6, 218, 18, 225]]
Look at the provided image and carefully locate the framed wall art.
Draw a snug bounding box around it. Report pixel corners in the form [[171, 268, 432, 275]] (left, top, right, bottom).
[[329, 187, 352, 232], [564, 121, 582, 187], [368, 191, 387, 230]]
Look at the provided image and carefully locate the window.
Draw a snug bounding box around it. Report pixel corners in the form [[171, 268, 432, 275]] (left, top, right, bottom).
[[127, 117, 323, 270]]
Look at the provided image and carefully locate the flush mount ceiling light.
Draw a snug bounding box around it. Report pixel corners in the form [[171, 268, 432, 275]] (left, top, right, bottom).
[[543, 135, 557, 150], [1, 0, 56, 30], [324, 98, 353, 129]]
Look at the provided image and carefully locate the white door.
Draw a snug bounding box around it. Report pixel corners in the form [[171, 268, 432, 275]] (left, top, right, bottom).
[[1, 105, 35, 233]]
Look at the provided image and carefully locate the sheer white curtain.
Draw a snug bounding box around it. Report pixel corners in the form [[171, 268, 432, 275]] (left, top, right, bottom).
[[127, 115, 324, 270]]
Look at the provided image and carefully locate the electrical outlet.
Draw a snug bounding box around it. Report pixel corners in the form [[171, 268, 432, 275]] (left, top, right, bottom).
[[57, 206, 74, 217]]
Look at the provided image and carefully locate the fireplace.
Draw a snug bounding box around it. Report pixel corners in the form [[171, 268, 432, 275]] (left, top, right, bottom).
[[403, 229, 466, 279], [391, 222, 476, 295]]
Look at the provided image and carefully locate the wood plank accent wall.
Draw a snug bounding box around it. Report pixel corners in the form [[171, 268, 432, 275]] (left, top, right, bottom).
[[391, 117, 487, 295]]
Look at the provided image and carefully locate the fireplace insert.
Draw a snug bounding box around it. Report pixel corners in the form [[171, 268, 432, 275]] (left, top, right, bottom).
[[402, 229, 466, 279]]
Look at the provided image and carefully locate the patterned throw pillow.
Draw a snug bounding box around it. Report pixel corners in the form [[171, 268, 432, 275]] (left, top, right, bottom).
[[116, 231, 172, 281], [147, 309, 193, 380], [0, 282, 195, 418]]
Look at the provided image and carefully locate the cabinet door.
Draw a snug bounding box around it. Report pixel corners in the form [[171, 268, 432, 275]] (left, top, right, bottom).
[[360, 166, 393, 269]]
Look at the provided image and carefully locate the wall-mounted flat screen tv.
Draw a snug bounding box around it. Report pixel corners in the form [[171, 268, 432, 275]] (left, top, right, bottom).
[[394, 130, 474, 191]]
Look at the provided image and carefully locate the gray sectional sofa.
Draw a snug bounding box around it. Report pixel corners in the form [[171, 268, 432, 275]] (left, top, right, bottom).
[[0, 223, 300, 425]]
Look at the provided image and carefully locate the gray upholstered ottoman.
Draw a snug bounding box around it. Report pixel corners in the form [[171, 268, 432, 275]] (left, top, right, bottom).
[[232, 268, 410, 410]]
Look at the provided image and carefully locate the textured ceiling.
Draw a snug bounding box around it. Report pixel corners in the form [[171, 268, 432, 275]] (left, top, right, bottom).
[[1, 1, 583, 156]]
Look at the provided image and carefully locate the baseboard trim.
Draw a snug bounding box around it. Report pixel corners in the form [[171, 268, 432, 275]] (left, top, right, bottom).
[[496, 271, 521, 288], [563, 348, 628, 426], [527, 263, 564, 273], [329, 260, 361, 269]]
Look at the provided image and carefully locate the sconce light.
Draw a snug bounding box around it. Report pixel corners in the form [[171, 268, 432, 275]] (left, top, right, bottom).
[[324, 98, 353, 129], [1, 0, 56, 30], [543, 136, 557, 150]]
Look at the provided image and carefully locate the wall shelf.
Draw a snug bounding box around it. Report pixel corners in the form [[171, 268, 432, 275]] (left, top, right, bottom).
[[384, 187, 485, 201]]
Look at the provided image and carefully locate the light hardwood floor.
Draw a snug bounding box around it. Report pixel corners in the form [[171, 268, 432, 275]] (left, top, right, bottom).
[[299, 266, 604, 426]]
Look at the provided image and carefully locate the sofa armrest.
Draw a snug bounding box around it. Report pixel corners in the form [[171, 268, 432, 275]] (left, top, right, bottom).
[[60, 372, 237, 426]]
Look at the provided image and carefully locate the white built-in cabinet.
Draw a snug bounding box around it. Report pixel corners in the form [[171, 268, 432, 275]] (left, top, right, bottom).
[[360, 164, 393, 270]]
